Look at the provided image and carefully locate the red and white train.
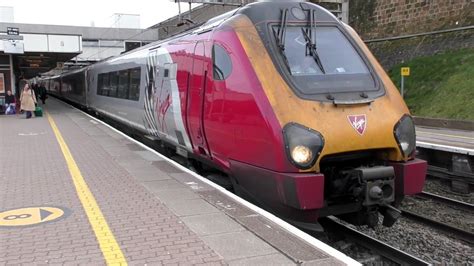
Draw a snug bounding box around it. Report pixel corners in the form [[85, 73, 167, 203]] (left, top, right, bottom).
[[43, 1, 427, 229]]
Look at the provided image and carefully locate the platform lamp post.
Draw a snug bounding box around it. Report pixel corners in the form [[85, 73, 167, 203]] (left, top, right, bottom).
[[400, 67, 410, 99]]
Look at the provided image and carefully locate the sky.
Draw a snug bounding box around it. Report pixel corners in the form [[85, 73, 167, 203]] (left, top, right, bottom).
[[0, 0, 201, 28]]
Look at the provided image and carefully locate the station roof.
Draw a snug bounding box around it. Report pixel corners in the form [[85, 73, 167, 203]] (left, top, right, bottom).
[[0, 22, 159, 78]]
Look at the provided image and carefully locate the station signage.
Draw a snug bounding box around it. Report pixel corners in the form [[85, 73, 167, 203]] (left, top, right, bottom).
[[7, 27, 19, 35], [2, 40, 24, 54], [401, 67, 410, 76]]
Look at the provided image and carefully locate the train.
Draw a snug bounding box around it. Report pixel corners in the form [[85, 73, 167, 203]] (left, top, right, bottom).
[[40, 1, 427, 230]]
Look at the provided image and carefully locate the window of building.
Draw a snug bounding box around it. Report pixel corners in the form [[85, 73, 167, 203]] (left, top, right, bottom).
[[99, 40, 124, 48], [83, 39, 99, 47], [125, 41, 141, 52], [212, 44, 232, 80]]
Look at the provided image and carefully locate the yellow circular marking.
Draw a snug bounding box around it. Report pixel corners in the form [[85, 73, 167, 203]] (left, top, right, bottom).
[[0, 207, 65, 227]]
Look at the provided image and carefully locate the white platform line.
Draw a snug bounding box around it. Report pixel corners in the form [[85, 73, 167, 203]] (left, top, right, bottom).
[[59, 100, 360, 266], [417, 141, 474, 155]]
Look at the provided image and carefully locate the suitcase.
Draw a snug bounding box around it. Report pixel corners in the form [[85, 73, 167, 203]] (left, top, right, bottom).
[[34, 106, 43, 117]]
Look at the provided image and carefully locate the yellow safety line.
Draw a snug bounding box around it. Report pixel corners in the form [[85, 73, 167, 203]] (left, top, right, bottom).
[[417, 130, 474, 140], [46, 112, 127, 265]]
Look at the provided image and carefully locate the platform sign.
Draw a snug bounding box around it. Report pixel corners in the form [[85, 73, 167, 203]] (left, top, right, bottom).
[[0, 207, 69, 227], [401, 67, 410, 76], [400, 67, 410, 98], [7, 27, 19, 35], [3, 40, 24, 54]]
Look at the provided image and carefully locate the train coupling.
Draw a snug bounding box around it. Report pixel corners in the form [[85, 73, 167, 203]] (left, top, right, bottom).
[[348, 166, 395, 206], [346, 166, 399, 228]]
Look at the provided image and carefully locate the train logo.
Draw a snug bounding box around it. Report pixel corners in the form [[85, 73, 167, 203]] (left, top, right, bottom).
[[348, 114, 367, 135]]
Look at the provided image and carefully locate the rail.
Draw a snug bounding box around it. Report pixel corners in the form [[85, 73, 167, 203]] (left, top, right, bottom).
[[419, 191, 474, 211], [401, 210, 474, 244], [320, 216, 430, 266]]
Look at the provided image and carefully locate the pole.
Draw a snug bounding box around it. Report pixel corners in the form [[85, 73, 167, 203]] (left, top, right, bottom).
[[401, 75, 404, 98], [189, 2, 192, 20]]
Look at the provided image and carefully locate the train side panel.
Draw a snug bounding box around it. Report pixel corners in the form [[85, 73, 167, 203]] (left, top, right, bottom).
[[86, 50, 148, 132], [60, 70, 87, 106]]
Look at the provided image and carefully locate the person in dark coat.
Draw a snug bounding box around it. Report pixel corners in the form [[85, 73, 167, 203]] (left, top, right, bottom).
[[4, 90, 16, 114], [5, 90, 15, 105], [39, 83, 48, 104], [32, 83, 40, 101]]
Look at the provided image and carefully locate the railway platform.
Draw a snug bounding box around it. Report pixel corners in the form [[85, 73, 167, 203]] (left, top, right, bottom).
[[416, 125, 474, 193], [0, 99, 357, 265], [416, 126, 474, 154]]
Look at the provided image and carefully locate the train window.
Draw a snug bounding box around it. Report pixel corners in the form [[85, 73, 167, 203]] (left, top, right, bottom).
[[97, 74, 103, 95], [108, 72, 119, 97], [212, 44, 232, 80], [275, 26, 377, 95], [129, 68, 141, 101], [72, 74, 84, 96], [97, 68, 140, 101], [118, 70, 130, 99], [98, 73, 109, 96]]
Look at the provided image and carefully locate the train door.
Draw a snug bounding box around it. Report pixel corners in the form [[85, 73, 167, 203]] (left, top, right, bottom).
[[187, 41, 211, 156]]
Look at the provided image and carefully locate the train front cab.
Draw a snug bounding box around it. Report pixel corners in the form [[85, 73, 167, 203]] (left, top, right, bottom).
[[208, 2, 427, 228]]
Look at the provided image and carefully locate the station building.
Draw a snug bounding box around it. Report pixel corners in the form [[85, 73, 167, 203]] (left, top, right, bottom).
[[0, 14, 158, 104]]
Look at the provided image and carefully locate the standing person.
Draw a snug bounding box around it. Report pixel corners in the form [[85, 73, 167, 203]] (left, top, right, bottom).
[[4, 90, 16, 115], [20, 83, 37, 119], [33, 83, 40, 101], [39, 83, 48, 104]]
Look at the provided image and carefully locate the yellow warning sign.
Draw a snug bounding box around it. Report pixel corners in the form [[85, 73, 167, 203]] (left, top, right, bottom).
[[0, 207, 67, 227], [401, 67, 410, 76]]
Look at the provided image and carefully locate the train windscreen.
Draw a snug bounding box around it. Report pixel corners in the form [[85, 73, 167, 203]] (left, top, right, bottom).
[[275, 26, 377, 95]]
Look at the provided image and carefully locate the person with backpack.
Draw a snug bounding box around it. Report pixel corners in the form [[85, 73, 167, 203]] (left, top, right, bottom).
[[20, 83, 37, 119]]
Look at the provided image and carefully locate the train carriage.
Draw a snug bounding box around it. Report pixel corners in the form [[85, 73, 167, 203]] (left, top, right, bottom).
[[43, 1, 427, 229]]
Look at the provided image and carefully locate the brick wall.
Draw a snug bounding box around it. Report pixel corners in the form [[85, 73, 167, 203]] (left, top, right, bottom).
[[350, 0, 474, 39], [366, 28, 474, 70]]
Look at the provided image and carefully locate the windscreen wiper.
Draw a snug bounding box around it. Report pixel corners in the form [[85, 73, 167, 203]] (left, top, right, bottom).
[[301, 9, 325, 74], [273, 8, 291, 71]]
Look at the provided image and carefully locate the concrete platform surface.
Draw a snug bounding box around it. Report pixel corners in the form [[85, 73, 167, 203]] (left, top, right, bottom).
[[416, 126, 474, 155], [0, 99, 357, 265]]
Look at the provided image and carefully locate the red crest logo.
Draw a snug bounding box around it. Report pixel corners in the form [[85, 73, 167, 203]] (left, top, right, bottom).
[[348, 114, 367, 135]]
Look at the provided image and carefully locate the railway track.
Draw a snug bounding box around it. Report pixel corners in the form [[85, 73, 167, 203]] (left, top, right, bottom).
[[401, 210, 474, 244], [401, 191, 474, 244], [319, 217, 430, 266], [419, 191, 474, 210]]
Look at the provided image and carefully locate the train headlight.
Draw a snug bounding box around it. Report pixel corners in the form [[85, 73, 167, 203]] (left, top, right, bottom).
[[394, 115, 416, 157], [283, 123, 324, 169], [291, 145, 313, 165]]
